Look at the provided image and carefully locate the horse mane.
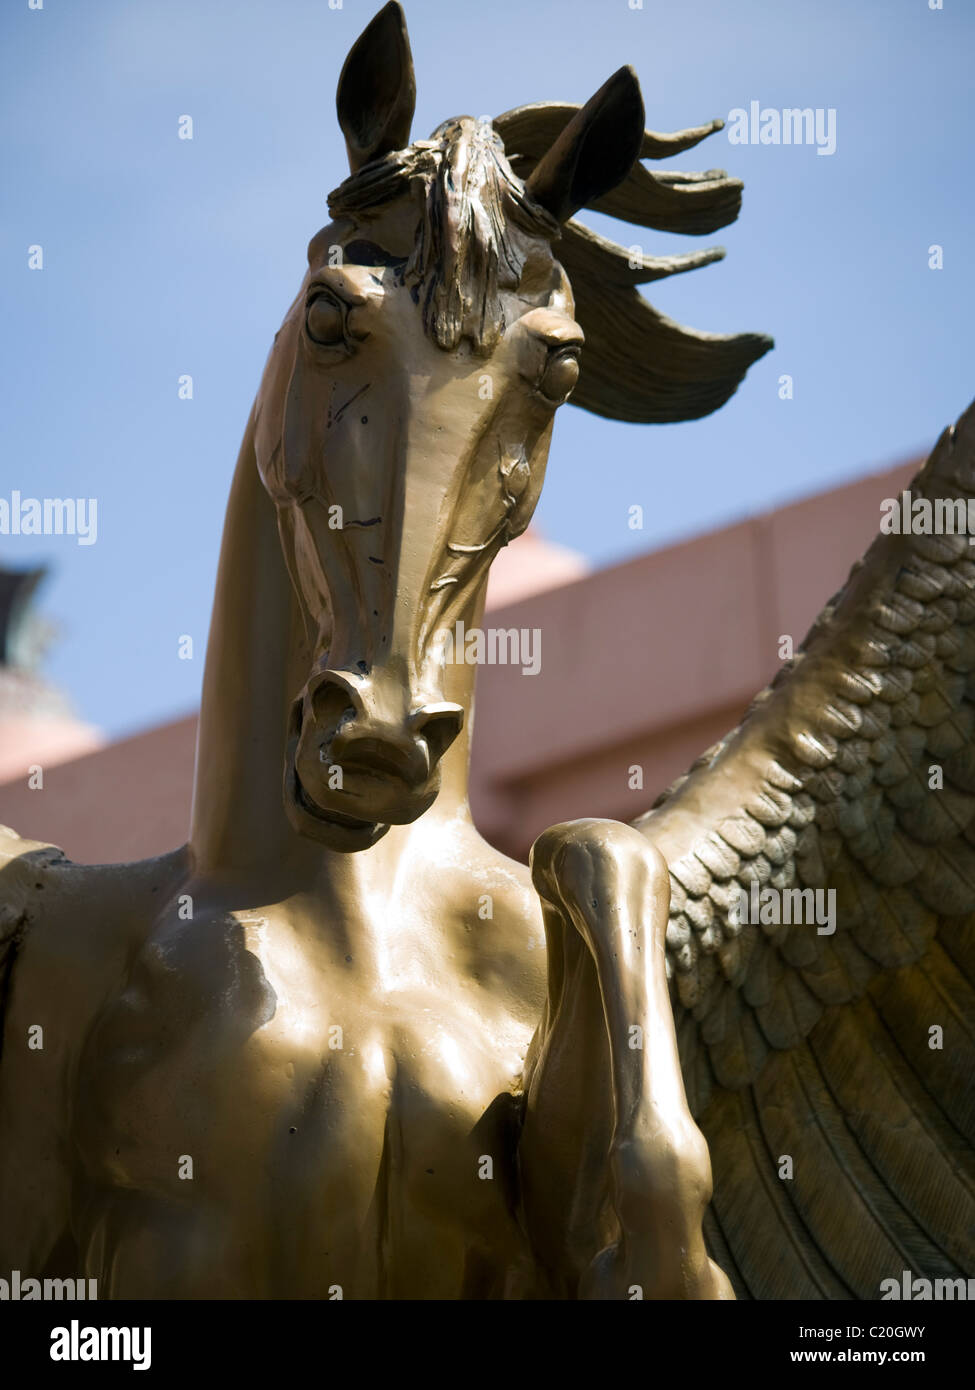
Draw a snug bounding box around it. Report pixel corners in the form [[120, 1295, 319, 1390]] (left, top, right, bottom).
[[495, 102, 773, 424], [328, 104, 773, 423], [328, 117, 558, 357]]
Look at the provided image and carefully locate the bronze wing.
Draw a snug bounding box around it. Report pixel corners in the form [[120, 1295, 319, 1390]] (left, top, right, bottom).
[[633, 399, 975, 1298]]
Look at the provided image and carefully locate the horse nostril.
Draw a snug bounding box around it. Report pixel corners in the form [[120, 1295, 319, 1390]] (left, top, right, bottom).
[[300, 677, 463, 788], [412, 703, 465, 763], [310, 679, 359, 732]]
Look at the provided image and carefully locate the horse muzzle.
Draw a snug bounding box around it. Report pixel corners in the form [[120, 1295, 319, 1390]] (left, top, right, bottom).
[[283, 672, 465, 849]]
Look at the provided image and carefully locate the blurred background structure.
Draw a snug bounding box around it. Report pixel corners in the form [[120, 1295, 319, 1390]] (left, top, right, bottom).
[[0, 567, 103, 784]]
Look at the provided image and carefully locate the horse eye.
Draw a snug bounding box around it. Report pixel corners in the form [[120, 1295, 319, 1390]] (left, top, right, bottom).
[[306, 293, 345, 346], [538, 349, 580, 404]]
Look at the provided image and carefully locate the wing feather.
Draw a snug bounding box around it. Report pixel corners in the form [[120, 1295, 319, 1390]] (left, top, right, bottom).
[[636, 397, 975, 1295]]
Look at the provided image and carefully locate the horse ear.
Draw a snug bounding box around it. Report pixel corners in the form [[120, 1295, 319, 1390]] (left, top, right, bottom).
[[336, 2, 416, 173], [525, 66, 645, 222]]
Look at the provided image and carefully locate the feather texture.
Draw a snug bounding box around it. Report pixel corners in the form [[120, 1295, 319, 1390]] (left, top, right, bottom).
[[636, 397, 975, 1296]]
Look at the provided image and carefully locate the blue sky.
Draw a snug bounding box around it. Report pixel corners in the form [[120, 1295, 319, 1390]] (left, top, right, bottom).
[[2, 0, 972, 738]]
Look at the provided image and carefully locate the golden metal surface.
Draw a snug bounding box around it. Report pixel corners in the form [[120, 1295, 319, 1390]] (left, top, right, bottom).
[[1, 2, 972, 1301]]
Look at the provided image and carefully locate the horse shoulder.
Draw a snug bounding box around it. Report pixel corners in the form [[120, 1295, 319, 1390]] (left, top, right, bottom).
[[0, 827, 191, 1268], [435, 827, 546, 1015], [0, 827, 191, 1033]]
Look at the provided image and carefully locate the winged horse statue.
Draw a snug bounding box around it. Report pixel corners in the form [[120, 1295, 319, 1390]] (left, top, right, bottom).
[[1, 3, 972, 1300]]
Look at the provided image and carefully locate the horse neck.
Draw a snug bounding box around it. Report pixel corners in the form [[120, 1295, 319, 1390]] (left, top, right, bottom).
[[189, 409, 483, 889], [189, 410, 313, 879]]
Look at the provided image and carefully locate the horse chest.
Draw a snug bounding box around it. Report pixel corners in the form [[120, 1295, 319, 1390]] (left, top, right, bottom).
[[76, 907, 533, 1296]]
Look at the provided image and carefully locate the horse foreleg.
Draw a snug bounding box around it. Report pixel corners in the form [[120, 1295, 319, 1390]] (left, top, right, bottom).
[[519, 818, 732, 1300]]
